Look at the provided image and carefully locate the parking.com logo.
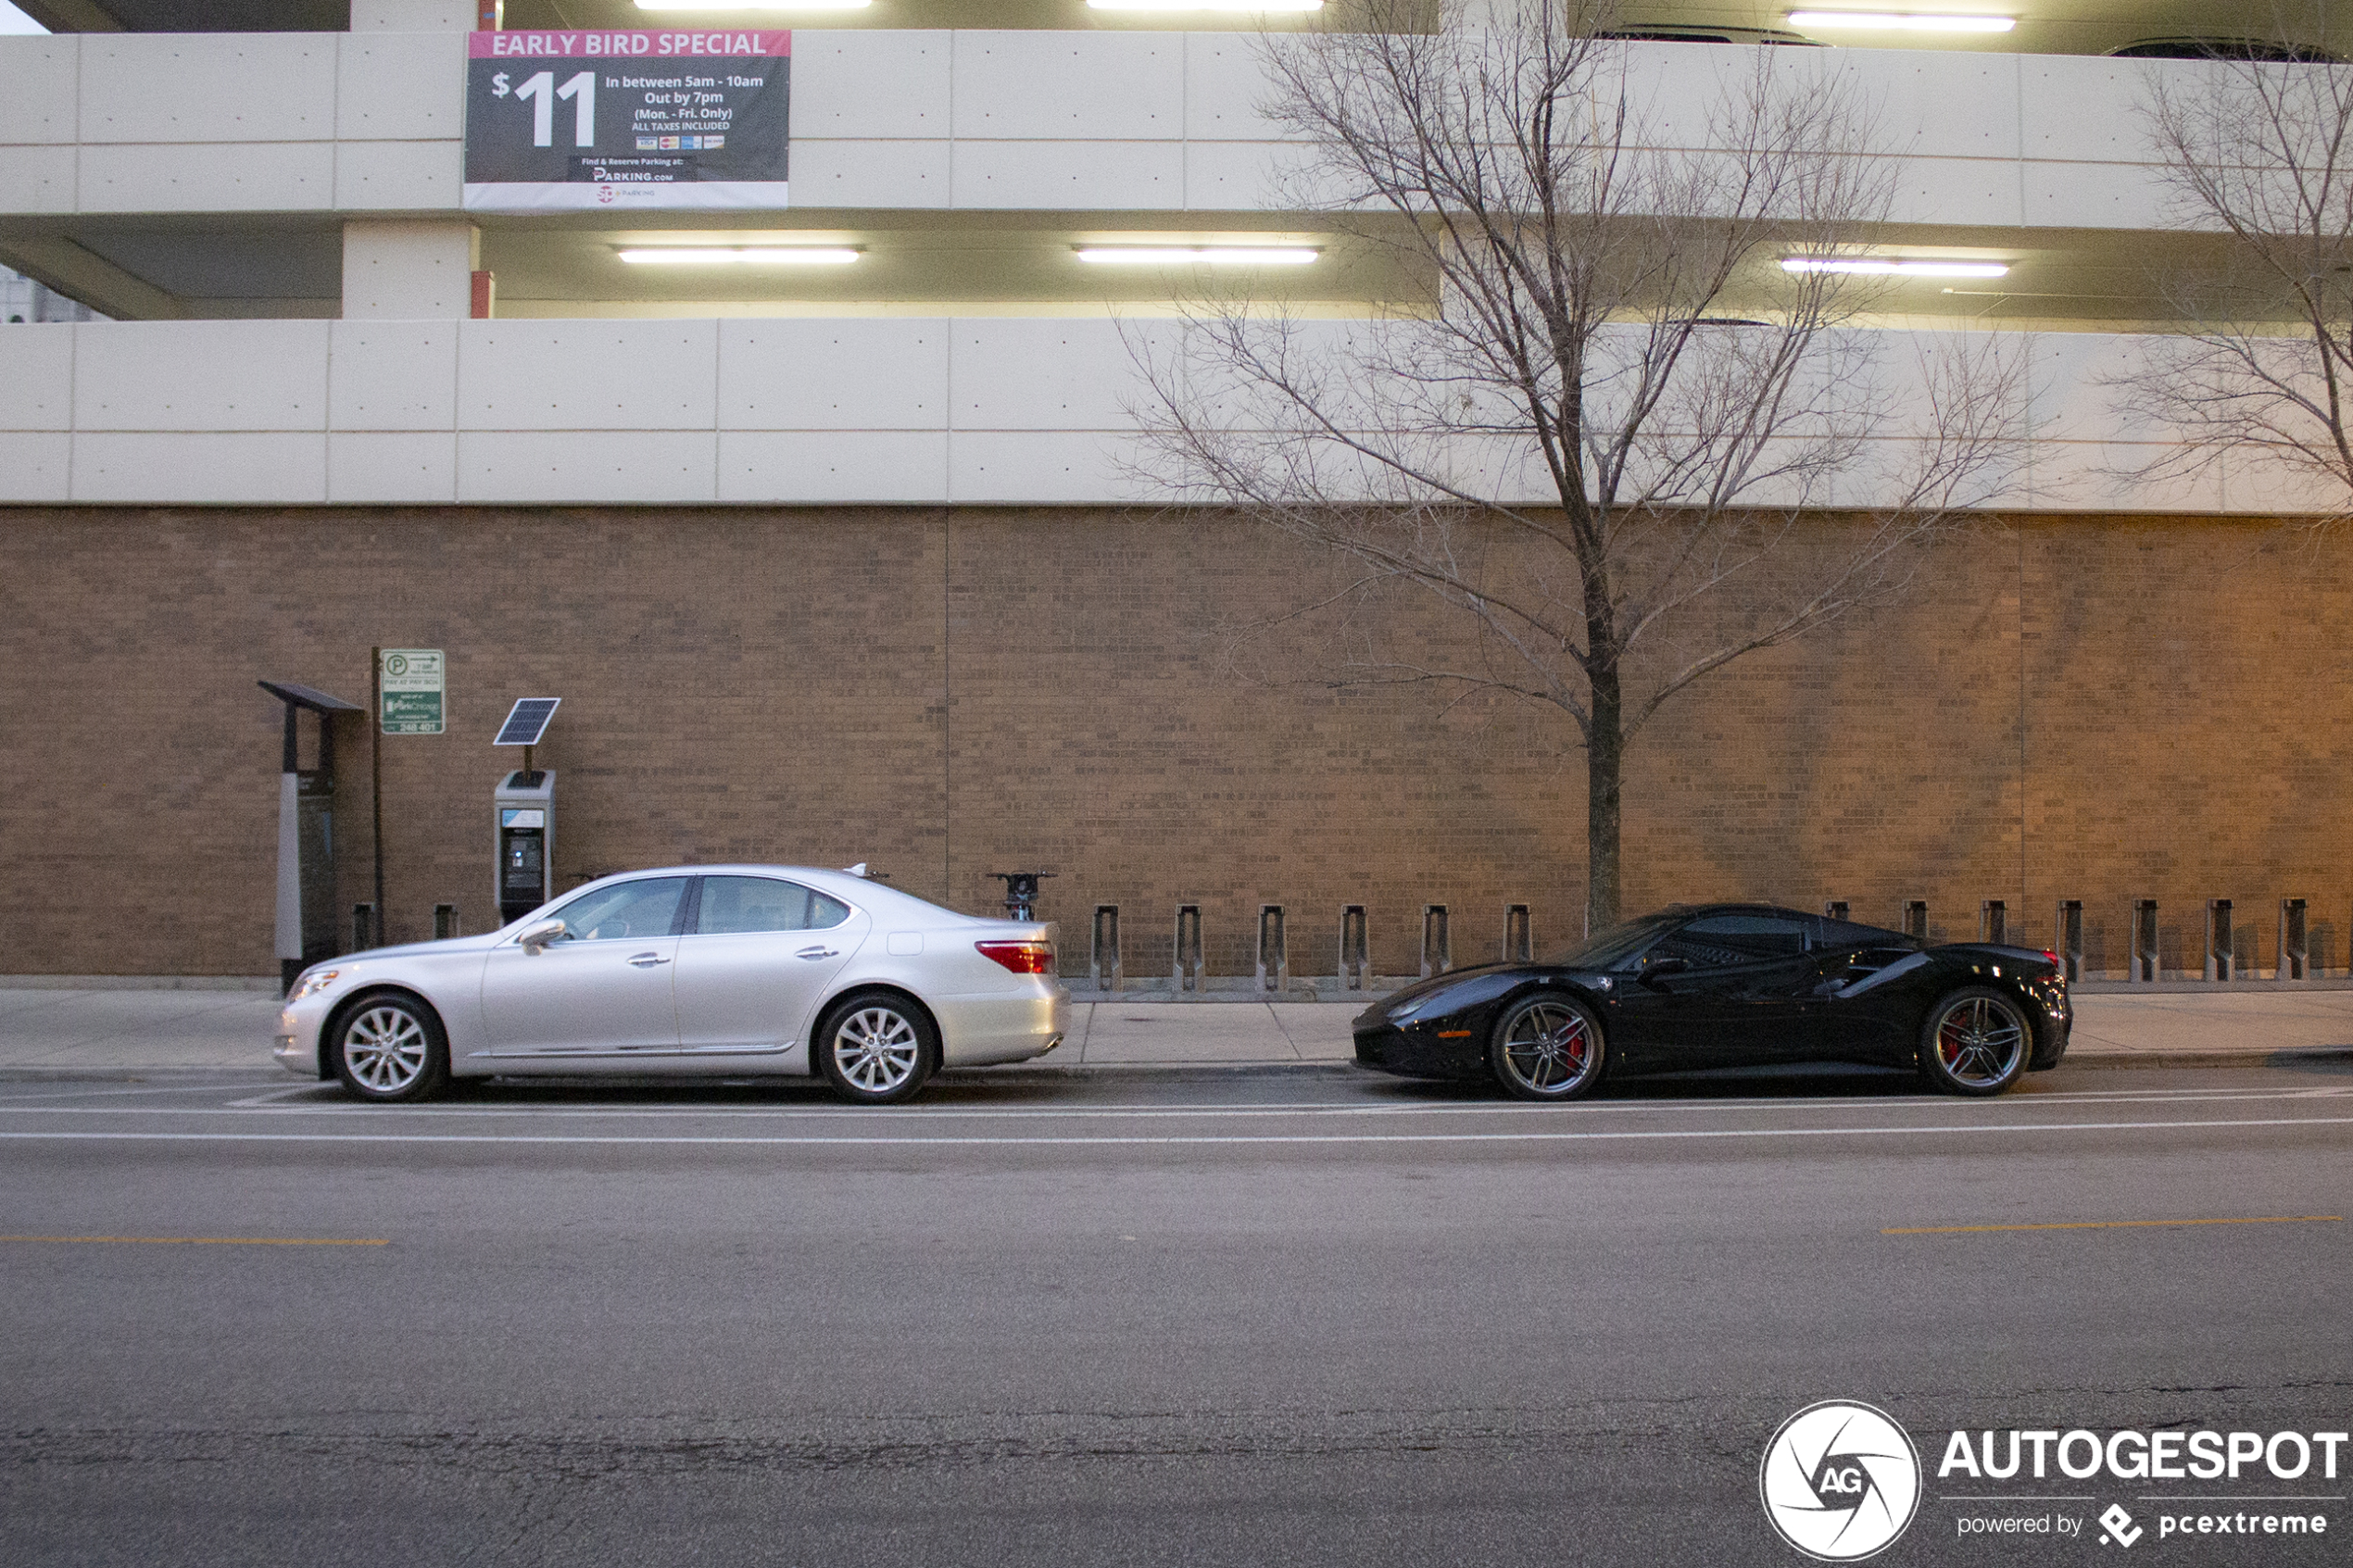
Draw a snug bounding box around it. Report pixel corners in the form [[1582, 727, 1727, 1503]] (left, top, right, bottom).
[[1760, 1400, 1923, 1561]]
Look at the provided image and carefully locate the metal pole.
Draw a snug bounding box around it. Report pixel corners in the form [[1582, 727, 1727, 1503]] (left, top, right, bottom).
[[370, 646, 384, 946]]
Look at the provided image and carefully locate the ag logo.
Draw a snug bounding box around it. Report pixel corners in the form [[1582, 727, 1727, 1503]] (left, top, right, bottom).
[[1759, 1399, 1921, 1561]]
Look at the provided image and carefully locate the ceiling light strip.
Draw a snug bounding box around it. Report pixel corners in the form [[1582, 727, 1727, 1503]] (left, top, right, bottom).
[[617, 247, 862, 265], [1781, 257, 2010, 278], [1785, 11, 2016, 31], [1076, 247, 1320, 265], [1087, 0, 1324, 12]]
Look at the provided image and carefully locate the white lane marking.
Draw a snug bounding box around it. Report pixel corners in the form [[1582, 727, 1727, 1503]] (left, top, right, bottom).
[[1, 1115, 2349, 1148], [224, 1085, 336, 1108], [0, 1085, 2346, 1122]]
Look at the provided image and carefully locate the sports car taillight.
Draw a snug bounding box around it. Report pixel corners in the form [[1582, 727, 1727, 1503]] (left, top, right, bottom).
[[976, 940, 1055, 974]]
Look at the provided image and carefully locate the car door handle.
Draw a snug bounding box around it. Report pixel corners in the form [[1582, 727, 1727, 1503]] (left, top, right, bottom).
[[628, 951, 670, 968], [796, 946, 838, 960]]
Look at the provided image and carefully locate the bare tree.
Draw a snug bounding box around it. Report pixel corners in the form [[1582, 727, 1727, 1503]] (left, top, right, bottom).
[[2121, 43, 2353, 517], [1123, 0, 2025, 929]]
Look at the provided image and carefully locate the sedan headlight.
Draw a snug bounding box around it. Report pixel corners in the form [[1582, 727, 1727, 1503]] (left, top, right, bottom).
[[288, 968, 343, 1002]]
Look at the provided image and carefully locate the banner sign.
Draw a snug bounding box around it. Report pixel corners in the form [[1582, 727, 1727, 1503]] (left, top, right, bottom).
[[463, 31, 790, 212]]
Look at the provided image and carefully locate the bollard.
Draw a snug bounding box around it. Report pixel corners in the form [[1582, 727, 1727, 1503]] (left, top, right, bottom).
[[2205, 898, 2234, 982], [2130, 899, 2159, 983], [1420, 905, 1452, 978], [1091, 905, 1122, 993], [1256, 905, 1289, 992], [1904, 900, 1928, 944], [434, 904, 459, 941], [1339, 905, 1369, 991], [2280, 898, 2308, 983], [1824, 901, 1849, 923], [351, 902, 376, 951], [1174, 904, 1202, 994], [2054, 899, 2083, 983], [1504, 903, 1532, 964], [1980, 900, 2007, 946]]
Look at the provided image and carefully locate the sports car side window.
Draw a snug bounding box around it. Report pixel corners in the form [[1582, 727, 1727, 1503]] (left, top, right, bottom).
[[1672, 914, 1810, 960], [544, 878, 689, 943]]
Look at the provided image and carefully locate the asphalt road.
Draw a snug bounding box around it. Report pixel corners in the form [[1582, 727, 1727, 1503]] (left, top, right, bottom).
[[3, 1060, 2349, 1566]]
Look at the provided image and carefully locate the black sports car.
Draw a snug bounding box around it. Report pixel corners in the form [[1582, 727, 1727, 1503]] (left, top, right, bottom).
[[1353, 903, 2070, 1100]]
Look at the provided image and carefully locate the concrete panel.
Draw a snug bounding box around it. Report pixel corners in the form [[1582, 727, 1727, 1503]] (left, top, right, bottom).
[[458, 320, 719, 431], [789, 31, 951, 139], [718, 430, 950, 502], [2022, 159, 2169, 232], [951, 32, 1183, 141], [457, 430, 717, 503], [329, 320, 459, 429], [70, 433, 328, 503], [77, 35, 337, 144], [1184, 33, 1282, 142], [950, 320, 1139, 431], [948, 430, 1129, 504], [787, 140, 952, 210], [2027, 438, 2224, 513], [333, 139, 464, 211], [350, 1, 472, 34], [2221, 453, 2347, 517], [0, 325, 74, 428], [1184, 141, 1290, 210], [953, 141, 1185, 210], [0, 146, 77, 217], [74, 320, 331, 432], [0, 433, 71, 501], [342, 220, 473, 319], [0, 37, 78, 144], [79, 143, 337, 214], [2019, 55, 2151, 164], [1886, 157, 2025, 229], [335, 31, 467, 142], [1874, 49, 2021, 162], [719, 320, 948, 429], [328, 432, 459, 502]]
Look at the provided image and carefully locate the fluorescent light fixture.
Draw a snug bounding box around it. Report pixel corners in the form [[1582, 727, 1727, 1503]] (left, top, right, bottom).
[[1076, 246, 1320, 265], [1781, 257, 2010, 278], [635, 1, 871, 10], [1088, 0, 1323, 11], [617, 247, 861, 265], [1786, 11, 2015, 31]]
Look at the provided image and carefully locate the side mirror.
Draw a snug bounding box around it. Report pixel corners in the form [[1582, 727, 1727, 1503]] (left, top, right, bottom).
[[518, 919, 567, 954], [1638, 955, 1691, 988]]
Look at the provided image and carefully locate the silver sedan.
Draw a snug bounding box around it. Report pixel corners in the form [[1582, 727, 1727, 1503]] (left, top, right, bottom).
[[274, 865, 1069, 1104]]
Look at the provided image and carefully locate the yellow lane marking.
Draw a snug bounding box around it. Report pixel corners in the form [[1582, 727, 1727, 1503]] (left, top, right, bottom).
[[1885, 1216, 2340, 1236], [0, 1235, 388, 1247]]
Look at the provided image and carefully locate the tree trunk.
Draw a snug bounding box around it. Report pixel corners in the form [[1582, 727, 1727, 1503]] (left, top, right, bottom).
[[1585, 663, 1623, 934]]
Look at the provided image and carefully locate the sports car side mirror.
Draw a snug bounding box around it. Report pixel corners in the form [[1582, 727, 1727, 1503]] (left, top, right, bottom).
[[518, 919, 567, 954], [1638, 956, 1691, 988]]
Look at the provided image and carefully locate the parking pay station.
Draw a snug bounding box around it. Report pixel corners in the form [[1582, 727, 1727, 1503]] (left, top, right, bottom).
[[258, 680, 362, 995], [493, 697, 560, 924]]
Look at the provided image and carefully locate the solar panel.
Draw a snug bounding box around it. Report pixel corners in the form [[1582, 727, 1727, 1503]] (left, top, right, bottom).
[[494, 697, 560, 746]]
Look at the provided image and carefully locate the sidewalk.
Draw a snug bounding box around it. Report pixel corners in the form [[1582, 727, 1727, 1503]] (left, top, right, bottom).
[[0, 985, 2349, 1075]]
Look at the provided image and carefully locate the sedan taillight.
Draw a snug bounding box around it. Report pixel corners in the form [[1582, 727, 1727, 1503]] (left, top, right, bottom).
[[977, 940, 1055, 974]]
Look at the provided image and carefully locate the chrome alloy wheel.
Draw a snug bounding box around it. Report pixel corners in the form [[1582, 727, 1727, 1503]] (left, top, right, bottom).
[[1498, 1001, 1597, 1096], [1933, 994, 2027, 1088], [342, 1005, 430, 1094], [832, 1006, 922, 1095]]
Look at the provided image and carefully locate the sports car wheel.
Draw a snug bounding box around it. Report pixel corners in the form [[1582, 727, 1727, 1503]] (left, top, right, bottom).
[[1490, 995, 1606, 1101], [1919, 987, 2031, 1096], [332, 993, 448, 1103], [816, 991, 940, 1105]]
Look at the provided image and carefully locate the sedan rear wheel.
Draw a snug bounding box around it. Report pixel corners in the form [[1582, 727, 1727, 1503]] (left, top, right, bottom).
[[1490, 995, 1606, 1101], [333, 993, 448, 1103], [1919, 987, 2031, 1096], [816, 991, 940, 1105]]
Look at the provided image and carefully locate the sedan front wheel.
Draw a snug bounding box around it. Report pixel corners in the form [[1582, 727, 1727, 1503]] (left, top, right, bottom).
[[1490, 995, 1606, 1101], [333, 993, 449, 1103], [816, 991, 940, 1105]]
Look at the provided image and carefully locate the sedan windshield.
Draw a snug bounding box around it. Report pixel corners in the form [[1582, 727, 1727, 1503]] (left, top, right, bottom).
[[1541, 912, 1682, 972]]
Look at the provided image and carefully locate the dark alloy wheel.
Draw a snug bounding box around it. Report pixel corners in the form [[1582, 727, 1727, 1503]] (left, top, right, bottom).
[[1919, 987, 2031, 1096], [1489, 995, 1606, 1101], [332, 992, 450, 1104], [815, 990, 941, 1105]]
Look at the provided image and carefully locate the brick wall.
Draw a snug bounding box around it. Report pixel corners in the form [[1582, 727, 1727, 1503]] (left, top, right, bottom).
[[2, 506, 2346, 978]]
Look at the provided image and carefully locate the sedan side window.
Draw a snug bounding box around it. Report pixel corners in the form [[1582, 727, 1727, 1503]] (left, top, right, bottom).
[[543, 878, 689, 942], [696, 876, 852, 935]]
